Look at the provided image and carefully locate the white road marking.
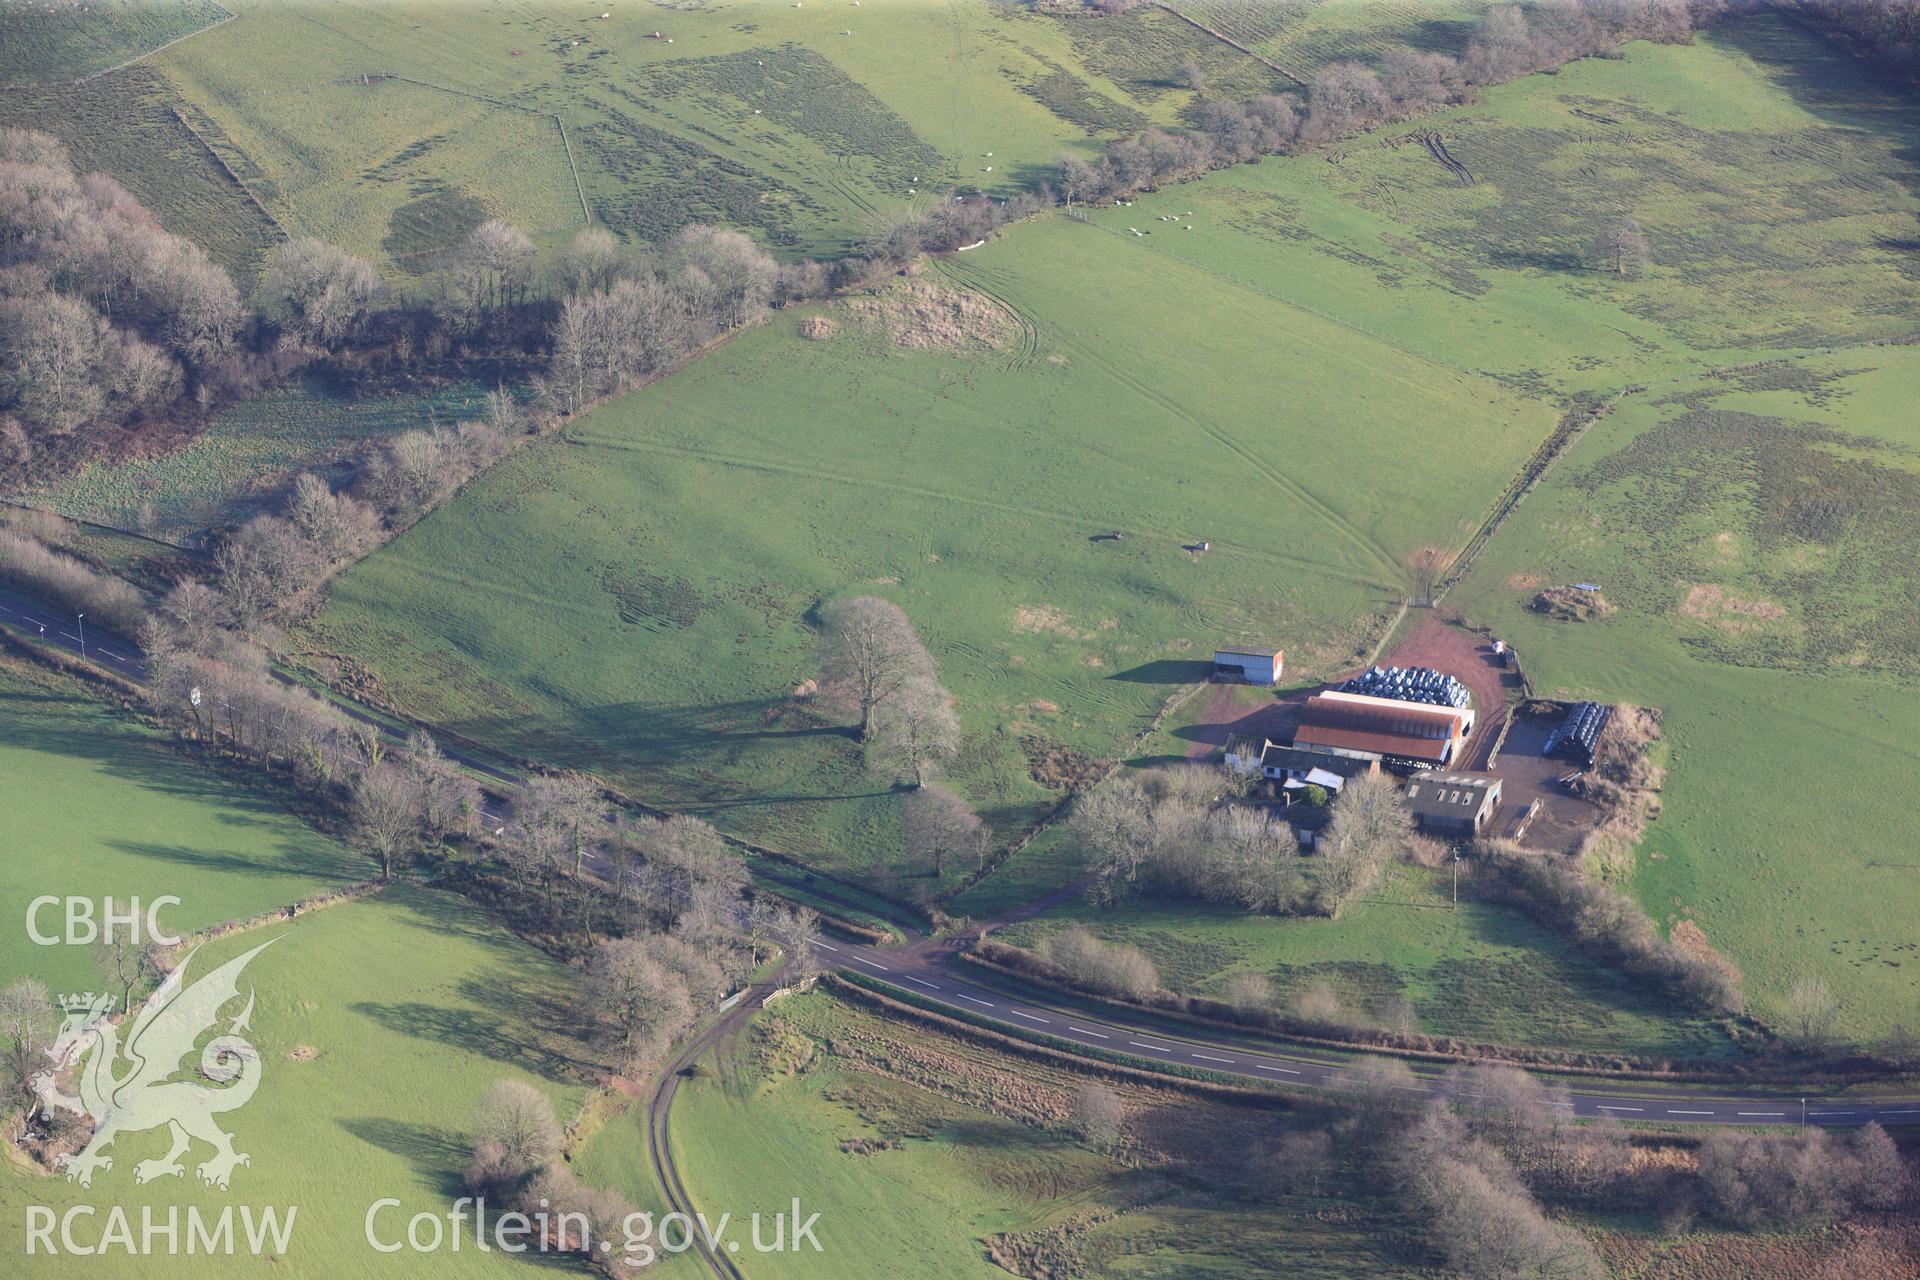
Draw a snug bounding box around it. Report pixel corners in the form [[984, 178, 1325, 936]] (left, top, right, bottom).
[[810, 940, 839, 952], [852, 955, 888, 971], [1067, 1026, 1108, 1039], [1192, 1052, 1234, 1064], [904, 975, 939, 990], [1666, 1110, 1716, 1116], [1810, 1111, 1856, 1117], [1597, 1105, 1643, 1112], [1128, 1040, 1171, 1053], [1009, 1009, 1048, 1024], [1737, 1112, 1786, 1118], [1254, 1063, 1299, 1075], [100, 649, 122, 660], [1878, 1109, 1920, 1116], [958, 994, 994, 1008]]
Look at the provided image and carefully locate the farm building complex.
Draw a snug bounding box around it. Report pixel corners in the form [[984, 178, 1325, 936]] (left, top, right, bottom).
[[1403, 772, 1503, 838], [1213, 647, 1284, 686], [1292, 690, 1472, 769], [1223, 737, 1381, 793]]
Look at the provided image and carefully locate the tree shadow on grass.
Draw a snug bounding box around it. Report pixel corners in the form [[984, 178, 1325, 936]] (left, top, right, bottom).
[[348, 999, 591, 1083], [338, 1117, 468, 1199], [108, 838, 359, 882]]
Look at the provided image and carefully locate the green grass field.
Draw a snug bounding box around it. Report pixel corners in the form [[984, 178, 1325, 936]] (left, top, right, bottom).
[[139, 0, 1217, 266], [0, 659, 364, 996], [28, 377, 490, 544], [0, 62, 280, 279], [0, 883, 594, 1277], [1074, 16, 1920, 397], [1447, 346, 1920, 1038], [1181, 0, 1493, 81], [308, 217, 1552, 893], [0, 0, 226, 85], [604, 986, 1421, 1279], [994, 875, 1734, 1059]]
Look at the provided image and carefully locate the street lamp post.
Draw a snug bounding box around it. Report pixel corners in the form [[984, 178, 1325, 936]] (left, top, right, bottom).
[[1452, 850, 1461, 908], [76, 612, 85, 660]]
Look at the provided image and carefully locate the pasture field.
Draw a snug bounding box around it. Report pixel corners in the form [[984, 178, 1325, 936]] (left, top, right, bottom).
[[0, 0, 226, 85], [0, 883, 595, 1278], [626, 985, 1421, 1279], [141, 0, 1208, 266], [308, 216, 1553, 894], [30, 377, 490, 545], [993, 874, 1735, 1060], [0, 63, 280, 278], [1448, 346, 1920, 1038], [1180, 0, 1493, 81], [1076, 15, 1920, 397], [0, 657, 363, 997]]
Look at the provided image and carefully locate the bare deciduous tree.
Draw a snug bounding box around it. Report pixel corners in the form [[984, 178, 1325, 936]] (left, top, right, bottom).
[[468, 1079, 560, 1184], [0, 978, 53, 1125], [875, 680, 960, 787], [351, 762, 425, 881], [1779, 975, 1840, 1052], [817, 595, 930, 742], [1593, 216, 1651, 277], [555, 226, 628, 298], [1313, 771, 1410, 918], [254, 238, 382, 347], [583, 937, 695, 1073], [902, 782, 986, 878]]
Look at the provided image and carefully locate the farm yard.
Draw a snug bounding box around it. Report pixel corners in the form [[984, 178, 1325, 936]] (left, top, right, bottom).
[[308, 218, 1554, 896], [1448, 344, 1920, 1040]]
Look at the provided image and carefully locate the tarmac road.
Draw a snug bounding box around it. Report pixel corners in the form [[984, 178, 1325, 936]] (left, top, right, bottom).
[[5, 583, 1913, 1130]]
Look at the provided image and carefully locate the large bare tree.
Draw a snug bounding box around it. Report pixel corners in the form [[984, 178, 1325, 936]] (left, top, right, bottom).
[[817, 595, 930, 742], [351, 762, 425, 881], [875, 680, 960, 786], [902, 783, 986, 878]]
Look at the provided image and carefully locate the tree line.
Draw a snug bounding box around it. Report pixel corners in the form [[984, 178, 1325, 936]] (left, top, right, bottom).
[[1792, 0, 1920, 77], [1050, 0, 1718, 211], [1061, 1050, 1911, 1280]]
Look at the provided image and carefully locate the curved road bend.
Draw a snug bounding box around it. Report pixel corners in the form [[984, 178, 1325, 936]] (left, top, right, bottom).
[[5, 586, 1916, 1129]]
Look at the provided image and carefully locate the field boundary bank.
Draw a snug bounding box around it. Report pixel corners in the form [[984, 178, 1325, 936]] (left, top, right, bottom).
[[1153, 2, 1309, 88], [359, 73, 590, 228], [1435, 387, 1636, 601], [168, 104, 291, 239], [0, 2, 236, 93]]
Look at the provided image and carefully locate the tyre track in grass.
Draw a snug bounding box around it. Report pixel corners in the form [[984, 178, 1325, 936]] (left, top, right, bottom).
[[569, 434, 1395, 591], [1067, 334, 1406, 592]]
